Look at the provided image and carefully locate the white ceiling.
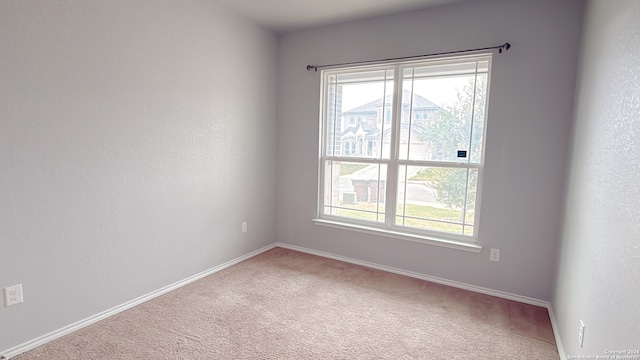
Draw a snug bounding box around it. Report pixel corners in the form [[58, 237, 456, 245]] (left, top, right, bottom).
[[215, 0, 466, 33]]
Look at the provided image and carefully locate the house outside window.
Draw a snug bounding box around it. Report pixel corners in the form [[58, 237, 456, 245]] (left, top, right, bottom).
[[318, 54, 492, 244], [343, 140, 355, 155]]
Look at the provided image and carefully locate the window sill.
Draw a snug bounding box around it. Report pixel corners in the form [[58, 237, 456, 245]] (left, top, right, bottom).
[[312, 219, 483, 253]]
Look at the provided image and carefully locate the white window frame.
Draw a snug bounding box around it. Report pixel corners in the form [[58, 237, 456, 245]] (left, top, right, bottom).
[[315, 54, 492, 252]]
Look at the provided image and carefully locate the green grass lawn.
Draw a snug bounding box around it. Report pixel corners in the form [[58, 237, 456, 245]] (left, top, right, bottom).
[[333, 201, 474, 235], [408, 168, 434, 181], [339, 163, 369, 176]]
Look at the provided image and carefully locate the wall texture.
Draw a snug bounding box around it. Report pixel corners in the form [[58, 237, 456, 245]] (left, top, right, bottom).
[[553, 0, 640, 356], [0, 0, 277, 352], [277, 0, 584, 301]]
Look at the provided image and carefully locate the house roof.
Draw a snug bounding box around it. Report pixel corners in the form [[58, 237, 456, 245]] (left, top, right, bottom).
[[383, 121, 429, 140], [341, 122, 381, 138], [342, 118, 429, 141], [344, 90, 440, 114]]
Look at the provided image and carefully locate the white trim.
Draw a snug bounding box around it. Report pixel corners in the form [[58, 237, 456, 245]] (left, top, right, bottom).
[[2, 242, 566, 359], [0, 243, 278, 359], [274, 242, 567, 357], [547, 306, 567, 360], [312, 218, 483, 253], [318, 55, 492, 243], [274, 242, 545, 306]]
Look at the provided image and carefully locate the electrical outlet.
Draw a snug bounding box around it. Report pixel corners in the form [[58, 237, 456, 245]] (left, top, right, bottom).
[[578, 320, 585, 347], [4, 284, 23, 307], [490, 248, 501, 262], [242, 221, 248, 233]]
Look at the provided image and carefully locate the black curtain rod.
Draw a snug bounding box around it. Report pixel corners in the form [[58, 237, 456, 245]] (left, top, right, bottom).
[[306, 42, 511, 72]]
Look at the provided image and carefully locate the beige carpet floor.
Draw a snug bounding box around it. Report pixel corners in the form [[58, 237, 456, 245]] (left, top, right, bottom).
[[13, 247, 559, 359]]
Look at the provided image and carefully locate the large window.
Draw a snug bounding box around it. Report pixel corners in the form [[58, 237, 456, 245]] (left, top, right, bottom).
[[318, 54, 492, 244]]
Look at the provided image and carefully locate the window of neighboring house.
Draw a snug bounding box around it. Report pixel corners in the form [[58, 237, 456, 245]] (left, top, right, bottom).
[[385, 108, 392, 124], [349, 116, 355, 125], [356, 116, 363, 123], [367, 140, 374, 155], [317, 54, 491, 246], [343, 140, 355, 155]]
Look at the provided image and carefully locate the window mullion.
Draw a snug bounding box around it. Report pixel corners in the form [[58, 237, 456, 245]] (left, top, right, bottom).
[[384, 65, 404, 228], [461, 168, 470, 234], [461, 63, 479, 234], [467, 62, 479, 164], [318, 74, 329, 216]]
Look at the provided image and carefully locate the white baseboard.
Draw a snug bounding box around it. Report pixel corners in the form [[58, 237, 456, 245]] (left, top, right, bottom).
[[273, 242, 566, 358], [547, 306, 567, 360], [1, 243, 278, 359], [274, 242, 549, 307], [3, 241, 566, 359]]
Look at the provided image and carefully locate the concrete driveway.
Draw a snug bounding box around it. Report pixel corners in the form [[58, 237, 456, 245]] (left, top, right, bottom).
[[340, 164, 441, 206]]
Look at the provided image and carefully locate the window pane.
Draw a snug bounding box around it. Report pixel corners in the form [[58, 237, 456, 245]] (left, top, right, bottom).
[[396, 166, 476, 236], [326, 70, 395, 160], [463, 168, 479, 226], [470, 73, 488, 163], [378, 79, 394, 159], [323, 160, 386, 223], [401, 59, 490, 163], [324, 82, 340, 157], [402, 74, 478, 162]]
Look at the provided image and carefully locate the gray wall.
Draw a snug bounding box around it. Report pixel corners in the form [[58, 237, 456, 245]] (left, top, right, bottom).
[[277, 0, 583, 301], [553, 0, 640, 356], [0, 0, 277, 352]]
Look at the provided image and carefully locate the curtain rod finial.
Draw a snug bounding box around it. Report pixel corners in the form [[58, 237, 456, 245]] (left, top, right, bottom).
[[499, 42, 511, 53], [306, 65, 318, 72]]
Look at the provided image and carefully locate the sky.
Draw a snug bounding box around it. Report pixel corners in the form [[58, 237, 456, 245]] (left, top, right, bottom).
[[341, 76, 471, 112]]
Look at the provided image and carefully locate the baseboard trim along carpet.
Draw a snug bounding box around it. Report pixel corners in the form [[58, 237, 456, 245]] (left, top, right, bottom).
[[547, 306, 567, 360], [275, 243, 548, 307], [1, 244, 278, 359], [273, 242, 566, 360], [2, 242, 566, 360]]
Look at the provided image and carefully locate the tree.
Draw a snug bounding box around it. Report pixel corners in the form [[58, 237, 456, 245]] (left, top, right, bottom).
[[430, 167, 475, 210], [422, 75, 487, 214]]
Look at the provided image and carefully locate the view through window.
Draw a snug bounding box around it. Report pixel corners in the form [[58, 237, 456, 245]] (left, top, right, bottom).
[[319, 54, 492, 242]]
